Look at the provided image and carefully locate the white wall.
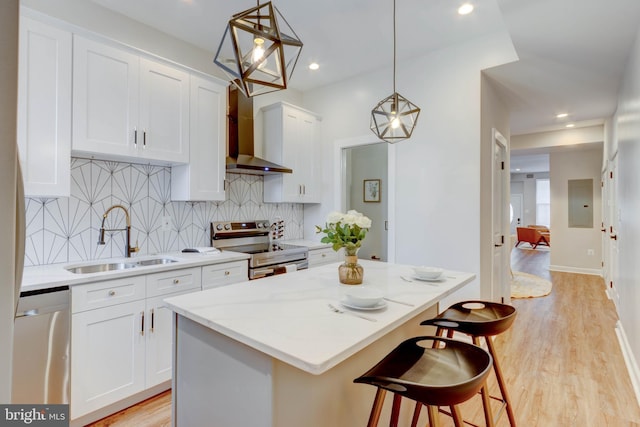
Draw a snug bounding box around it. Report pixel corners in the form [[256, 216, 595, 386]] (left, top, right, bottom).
[[302, 31, 518, 303], [613, 24, 640, 384], [549, 149, 603, 274], [0, 0, 19, 403]]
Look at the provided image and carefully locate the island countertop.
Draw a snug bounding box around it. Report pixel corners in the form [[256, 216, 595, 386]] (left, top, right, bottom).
[[165, 259, 475, 375]]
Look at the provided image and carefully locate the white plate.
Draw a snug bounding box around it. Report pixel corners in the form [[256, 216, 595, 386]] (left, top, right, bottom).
[[340, 300, 387, 311], [412, 275, 446, 282]]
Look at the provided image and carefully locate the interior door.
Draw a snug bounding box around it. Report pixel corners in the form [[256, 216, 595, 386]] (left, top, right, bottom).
[[492, 129, 510, 302], [510, 194, 523, 234]]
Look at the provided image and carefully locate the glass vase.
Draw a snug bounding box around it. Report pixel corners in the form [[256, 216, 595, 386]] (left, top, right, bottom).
[[338, 248, 364, 285]]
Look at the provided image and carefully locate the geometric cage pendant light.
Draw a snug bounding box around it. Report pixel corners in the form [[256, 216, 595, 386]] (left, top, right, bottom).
[[370, 0, 420, 143], [214, 1, 303, 97]]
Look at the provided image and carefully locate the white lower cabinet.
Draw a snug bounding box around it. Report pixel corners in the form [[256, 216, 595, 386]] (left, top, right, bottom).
[[201, 260, 248, 290], [71, 268, 200, 420], [308, 247, 340, 268]]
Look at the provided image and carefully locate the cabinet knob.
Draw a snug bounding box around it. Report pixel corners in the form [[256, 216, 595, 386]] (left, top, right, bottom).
[[108, 290, 116, 296], [173, 279, 180, 284], [224, 271, 230, 276], [321, 253, 326, 257]]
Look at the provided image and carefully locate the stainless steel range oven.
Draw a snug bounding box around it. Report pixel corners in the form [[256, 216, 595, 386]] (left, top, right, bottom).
[[210, 220, 308, 280]]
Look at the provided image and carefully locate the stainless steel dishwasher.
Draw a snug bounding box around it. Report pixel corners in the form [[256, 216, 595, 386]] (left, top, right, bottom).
[[12, 285, 70, 404]]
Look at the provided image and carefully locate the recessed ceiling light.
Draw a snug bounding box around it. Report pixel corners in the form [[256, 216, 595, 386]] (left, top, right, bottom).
[[309, 62, 319, 71], [566, 123, 575, 128], [556, 113, 568, 118], [458, 3, 474, 15]]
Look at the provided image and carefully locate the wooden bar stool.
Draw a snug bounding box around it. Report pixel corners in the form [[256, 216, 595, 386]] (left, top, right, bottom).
[[354, 336, 493, 427], [421, 300, 517, 427]]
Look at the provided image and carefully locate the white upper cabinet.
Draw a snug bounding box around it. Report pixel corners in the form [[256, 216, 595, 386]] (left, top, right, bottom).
[[262, 102, 322, 203], [171, 75, 227, 201], [72, 35, 189, 164], [17, 16, 71, 197]]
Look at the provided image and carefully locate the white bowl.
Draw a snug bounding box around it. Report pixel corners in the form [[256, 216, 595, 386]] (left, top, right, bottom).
[[412, 266, 444, 280], [344, 288, 384, 308]]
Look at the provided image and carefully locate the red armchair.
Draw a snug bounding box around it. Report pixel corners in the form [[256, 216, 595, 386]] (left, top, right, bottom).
[[515, 227, 550, 249]]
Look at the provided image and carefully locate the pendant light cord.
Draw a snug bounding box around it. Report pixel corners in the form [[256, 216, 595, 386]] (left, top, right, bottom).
[[393, 0, 397, 94]]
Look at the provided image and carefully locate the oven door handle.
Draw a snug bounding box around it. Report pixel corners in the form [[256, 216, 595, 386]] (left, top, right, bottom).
[[252, 268, 275, 279]]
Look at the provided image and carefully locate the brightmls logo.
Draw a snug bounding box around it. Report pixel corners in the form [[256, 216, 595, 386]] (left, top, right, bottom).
[[0, 405, 68, 426]]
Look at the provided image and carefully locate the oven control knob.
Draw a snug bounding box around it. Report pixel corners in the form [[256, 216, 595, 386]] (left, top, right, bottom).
[[263, 221, 270, 228], [257, 223, 263, 228], [224, 224, 231, 230], [216, 224, 223, 231]]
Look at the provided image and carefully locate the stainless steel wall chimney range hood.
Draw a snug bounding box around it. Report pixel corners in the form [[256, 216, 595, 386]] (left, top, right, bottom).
[[226, 86, 292, 175]]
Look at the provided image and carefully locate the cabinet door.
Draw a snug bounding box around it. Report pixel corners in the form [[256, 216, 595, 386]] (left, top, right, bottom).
[[71, 300, 146, 419], [263, 103, 322, 203], [17, 17, 71, 197], [297, 111, 321, 203], [138, 58, 189, 163], [72, 36, 139, 158], [308, 247, 340, 267], [171, 75, 226, 201]]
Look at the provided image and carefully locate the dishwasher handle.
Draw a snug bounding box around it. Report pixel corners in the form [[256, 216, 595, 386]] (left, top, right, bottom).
[[14, 285, 69, 318]]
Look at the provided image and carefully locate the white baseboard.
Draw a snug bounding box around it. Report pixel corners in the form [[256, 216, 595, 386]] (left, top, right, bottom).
[[548, 265, 603, 276], [615, 320, 640, 408]]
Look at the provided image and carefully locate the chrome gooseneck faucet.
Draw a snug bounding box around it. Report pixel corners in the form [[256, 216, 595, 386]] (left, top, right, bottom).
[[98, 205, 139, 257]]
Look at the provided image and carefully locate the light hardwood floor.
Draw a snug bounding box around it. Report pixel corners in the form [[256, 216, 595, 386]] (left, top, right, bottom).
[[87, 247, 640, 426]]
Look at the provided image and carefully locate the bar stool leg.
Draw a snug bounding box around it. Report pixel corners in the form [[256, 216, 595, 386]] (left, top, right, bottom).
[[410, 402, 421, 427], [485, 336, 517, 426], [426, 405, 441, 427], [367, 388, 387, 427], [450, 405, 464, 427], [473, 337, 495, 427], [390, 394, 402, 427]]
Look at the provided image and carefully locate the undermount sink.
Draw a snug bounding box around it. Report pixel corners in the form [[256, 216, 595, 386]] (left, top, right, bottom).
[[66, 257, 180, 274], [136, 258, 178, 266], [66, 262, 138, 274]]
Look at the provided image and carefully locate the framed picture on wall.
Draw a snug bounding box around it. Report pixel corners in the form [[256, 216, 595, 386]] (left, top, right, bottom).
[[363, 179, 381, 203]]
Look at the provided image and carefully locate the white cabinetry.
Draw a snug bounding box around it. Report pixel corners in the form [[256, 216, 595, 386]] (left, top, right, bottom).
[[71, 268, 200, 420], [171, 75, 227, 201], [308, 247, 340, 268], [201, 260, 248, 290], [72, 36, 189, 164], [263, 102, 322, 203], [17, 16, 71, 197]]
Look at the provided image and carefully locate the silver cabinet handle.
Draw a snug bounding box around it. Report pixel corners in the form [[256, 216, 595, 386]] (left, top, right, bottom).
[[143, 129, 147, 148], [150, 308, 155, 333], [134, 127, 138, 147], [141, 311, 145, 336]]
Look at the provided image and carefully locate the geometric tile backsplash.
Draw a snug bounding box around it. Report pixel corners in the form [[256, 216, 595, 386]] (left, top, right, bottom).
[[24, 158, 304, 267]]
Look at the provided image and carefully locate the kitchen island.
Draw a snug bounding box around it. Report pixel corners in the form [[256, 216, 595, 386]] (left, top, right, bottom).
[[165, 260, 475, 427]]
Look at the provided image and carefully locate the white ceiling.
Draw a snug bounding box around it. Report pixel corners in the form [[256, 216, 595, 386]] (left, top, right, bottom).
[[91, 0, 640, 137]]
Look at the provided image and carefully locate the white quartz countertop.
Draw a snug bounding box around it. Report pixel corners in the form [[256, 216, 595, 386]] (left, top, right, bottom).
[[165, 259, 475, 375], [21, 251, 250, 292]]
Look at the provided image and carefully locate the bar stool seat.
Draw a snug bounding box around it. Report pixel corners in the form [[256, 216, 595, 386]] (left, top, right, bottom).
[[354, 336, 493, 427], [421, 300, 517, 427]]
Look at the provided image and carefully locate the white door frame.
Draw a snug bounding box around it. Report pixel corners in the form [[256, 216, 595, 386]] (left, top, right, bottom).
[[334, 135, 396, 263], [492, 128, 510, 302]]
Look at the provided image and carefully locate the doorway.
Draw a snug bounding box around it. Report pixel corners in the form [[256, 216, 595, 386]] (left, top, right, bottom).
[[334, 135, 395, 262]]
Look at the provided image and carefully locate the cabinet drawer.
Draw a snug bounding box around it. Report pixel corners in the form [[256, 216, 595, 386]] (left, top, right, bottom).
[[72, 276, 146, 313], [201, 261, 248, 290], [146, 267, 201, 298], [308, 247, 340, 268]]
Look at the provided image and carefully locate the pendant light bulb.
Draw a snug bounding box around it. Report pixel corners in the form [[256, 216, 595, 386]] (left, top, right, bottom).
[[252, 37, 267, 68], [391, 116, 400, 129]]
